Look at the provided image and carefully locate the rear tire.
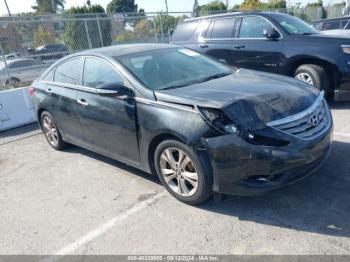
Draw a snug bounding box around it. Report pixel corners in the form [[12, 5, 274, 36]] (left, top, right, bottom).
[[40, 111, 67, 151], [294, 64, 331, 97], [154, 139, 212, 205]]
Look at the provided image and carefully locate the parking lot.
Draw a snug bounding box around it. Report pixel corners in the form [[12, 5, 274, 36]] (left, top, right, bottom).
[[0, 102, 349, 255]]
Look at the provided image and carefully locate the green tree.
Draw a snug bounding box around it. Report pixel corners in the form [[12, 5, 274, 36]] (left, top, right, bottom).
[[107, 0, 138, 13], [306, 0, 326, 19], [32, 0, 65, 14], [32, 25, 55, 47], [239, 0, 262, 10], [198, 0, 227, 15], [155, 14, 176, 34], [62, 4, 112, 51]]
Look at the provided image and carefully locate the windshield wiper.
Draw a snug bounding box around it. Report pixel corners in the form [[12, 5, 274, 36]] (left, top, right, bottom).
[[161, 72, 231, 90], [198, 72, 231, 83], [162, 84, 191, 90], [293, 32, 319, 35]]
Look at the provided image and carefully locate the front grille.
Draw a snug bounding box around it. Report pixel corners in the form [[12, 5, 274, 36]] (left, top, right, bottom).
[[267, 91, 330, 139]]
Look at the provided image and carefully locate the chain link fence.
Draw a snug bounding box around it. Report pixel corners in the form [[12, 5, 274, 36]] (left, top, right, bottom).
[[0, 6, 346, 91]]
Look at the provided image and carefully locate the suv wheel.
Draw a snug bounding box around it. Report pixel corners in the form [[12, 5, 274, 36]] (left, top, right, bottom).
[[41, 111, 67, 150], [154, 140, 212, 205], [294, 64, 330, 96]]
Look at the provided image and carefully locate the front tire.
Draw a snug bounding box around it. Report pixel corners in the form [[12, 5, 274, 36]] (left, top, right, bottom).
[[40, 111, 67, 150], [154, 140, 212, 205], [294, 64, 330, 96]]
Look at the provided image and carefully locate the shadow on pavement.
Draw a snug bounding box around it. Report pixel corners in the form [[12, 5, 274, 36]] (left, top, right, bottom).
[[64, 145, 161, 185], [64, 139, 350, 238], [329, 101, 350, 110], [201, 139, 350, 238]]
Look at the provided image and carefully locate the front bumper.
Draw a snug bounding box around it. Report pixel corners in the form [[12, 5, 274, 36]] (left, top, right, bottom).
[[202, 125, 333, 196]]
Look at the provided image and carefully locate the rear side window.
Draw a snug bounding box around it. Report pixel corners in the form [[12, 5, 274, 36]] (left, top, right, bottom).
[[83, 57, 124, 88], [207, 18, 235, 39], [322, 20, 340, 30], [239, 16, 273, 38], [54, 58, 81, 85], [172, 21, 201, 42], [42, 69, 54, 81]]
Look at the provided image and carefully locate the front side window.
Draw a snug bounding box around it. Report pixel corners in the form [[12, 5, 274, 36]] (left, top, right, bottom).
[[208, 18, 235, 39], [54, 58, 81, 85], [83, 57, 124, 88], [239, 16, 274, 38], [118, 48, 232, 90]]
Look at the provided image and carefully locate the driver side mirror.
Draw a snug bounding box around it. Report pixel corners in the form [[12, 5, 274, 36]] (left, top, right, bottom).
[[96, 83, 134, 97], [263, 28, 280, 39]]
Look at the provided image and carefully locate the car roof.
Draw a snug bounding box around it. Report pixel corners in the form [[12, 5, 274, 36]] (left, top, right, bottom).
[[183, 11, 288, 22], [6, 58, 35, 63], [73, 43, 177, 58], [312, 16, 350, 23]]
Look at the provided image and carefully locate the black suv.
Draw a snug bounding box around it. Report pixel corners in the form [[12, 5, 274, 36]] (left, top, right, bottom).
[[28, 44, 70, 61], [171, 12, 350, 98]]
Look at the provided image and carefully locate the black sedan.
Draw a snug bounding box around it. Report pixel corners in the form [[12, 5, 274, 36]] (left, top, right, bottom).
[[30, 44, 333, 205]]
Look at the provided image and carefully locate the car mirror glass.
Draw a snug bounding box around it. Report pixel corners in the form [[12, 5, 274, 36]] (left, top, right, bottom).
[[263, 28, 280, 39]]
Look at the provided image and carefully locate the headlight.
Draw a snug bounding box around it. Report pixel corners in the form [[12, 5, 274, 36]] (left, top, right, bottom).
[[198, 107, 289, 146], [197, 107, 254, 138], [341, 45, 350, 54]]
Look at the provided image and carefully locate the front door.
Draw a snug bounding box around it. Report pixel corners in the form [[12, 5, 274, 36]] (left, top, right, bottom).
[[75, 56, 140, 165], [232, 16, 285, 73]]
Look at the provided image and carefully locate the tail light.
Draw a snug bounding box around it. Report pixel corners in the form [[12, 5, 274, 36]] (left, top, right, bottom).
[[28, 87, 35, 96]]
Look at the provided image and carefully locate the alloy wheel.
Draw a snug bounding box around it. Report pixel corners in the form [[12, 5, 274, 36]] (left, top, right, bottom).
[[295, 72, 314, 85], [159, 147, 199, 197], [42, 115, 59, 146]]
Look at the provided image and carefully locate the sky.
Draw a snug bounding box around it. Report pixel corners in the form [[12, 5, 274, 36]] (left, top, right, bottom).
[[0, 0, 345, 16]]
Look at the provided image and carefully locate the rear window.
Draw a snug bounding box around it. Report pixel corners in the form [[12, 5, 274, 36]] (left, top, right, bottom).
[[172, 21, 201, 42]]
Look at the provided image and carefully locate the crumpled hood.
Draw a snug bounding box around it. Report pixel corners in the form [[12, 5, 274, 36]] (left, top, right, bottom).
[[154, 69, 318, 131]]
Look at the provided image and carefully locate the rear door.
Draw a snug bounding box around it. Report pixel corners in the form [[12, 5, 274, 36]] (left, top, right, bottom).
[[232, 16, 285, 73], [195, 17, 238, 65], [75, 56, 140, 165], [46, 57, 84, 143]]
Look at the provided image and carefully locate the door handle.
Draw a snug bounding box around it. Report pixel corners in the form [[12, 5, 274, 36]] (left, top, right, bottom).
[[46, 88, 53, 94], [77, 99, 89, 106], [234, 45, 245, 49], [200, 44, 209, 48]]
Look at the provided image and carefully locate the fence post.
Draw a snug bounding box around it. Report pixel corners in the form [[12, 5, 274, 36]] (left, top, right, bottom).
[[96, 15, 104, 47], [0, 41, 11, 88], [84, 19, 92, 49], [152, 19, 158, 43], [159, 13, 164, 43]]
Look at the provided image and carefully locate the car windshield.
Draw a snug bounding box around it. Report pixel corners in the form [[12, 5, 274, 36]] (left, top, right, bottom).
[[273, 14, 319, 35], [117, 48, 232, 90]]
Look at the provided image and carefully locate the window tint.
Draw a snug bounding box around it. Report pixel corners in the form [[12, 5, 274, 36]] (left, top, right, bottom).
[[172, 21, 200, 42], [322, 20, 340, 30], [341, 19, 350, 29], [310, 22, 322, 30], [239, 16, 273, 38], [209, 18, 235, 39], [118, 48, 231, 91], [42, 69, 54, 81], [54, 58, 81, 85], [9, 60, 36, 69], [83, 57, 124, 88]]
